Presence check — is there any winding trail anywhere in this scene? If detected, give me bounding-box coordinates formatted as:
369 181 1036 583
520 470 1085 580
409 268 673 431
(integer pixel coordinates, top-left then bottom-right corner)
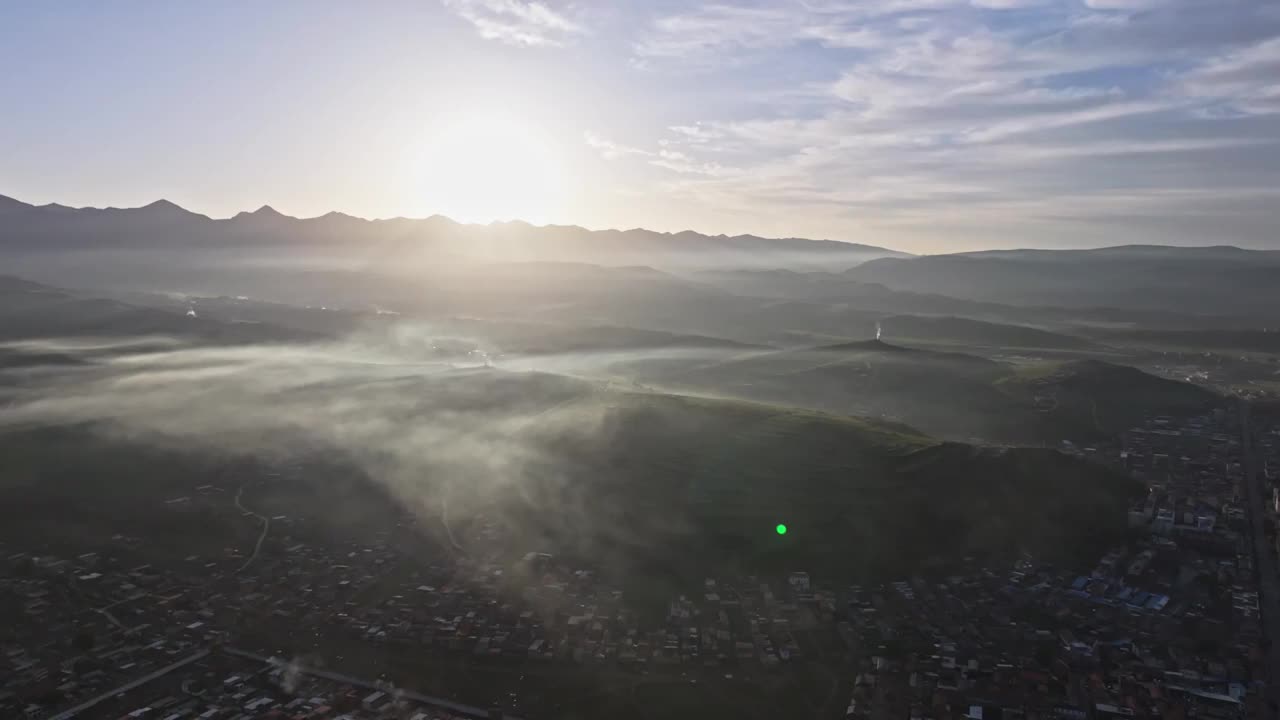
235 483 270 574
440 489 463 554
436 391 588 555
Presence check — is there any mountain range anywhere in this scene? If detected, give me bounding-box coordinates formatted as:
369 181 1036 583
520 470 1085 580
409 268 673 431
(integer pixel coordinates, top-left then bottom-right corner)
0 193 904 271
5 192 1279 327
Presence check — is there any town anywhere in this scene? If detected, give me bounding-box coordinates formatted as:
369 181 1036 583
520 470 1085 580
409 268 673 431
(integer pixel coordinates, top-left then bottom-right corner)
5 403 1280 720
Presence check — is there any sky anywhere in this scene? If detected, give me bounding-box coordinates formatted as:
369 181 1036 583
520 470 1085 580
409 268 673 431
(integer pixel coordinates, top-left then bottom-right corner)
1 0 1278 253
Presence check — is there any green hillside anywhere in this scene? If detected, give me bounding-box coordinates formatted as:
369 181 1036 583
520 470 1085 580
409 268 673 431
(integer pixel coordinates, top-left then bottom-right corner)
878 314 1100 350
997 359 1220 435
634 341 1219 444
646 340 1024 441
0 367 1136 599
0 274 311 344
517 387 1137 594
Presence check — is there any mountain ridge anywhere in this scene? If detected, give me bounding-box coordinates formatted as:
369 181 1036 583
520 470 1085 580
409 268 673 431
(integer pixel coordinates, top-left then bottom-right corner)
847 246 1280 321
0 192 903 261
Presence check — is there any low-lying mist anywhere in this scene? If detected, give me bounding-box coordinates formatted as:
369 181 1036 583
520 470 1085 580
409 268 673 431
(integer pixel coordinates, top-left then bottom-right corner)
0 334 631 555
0 328 1140 588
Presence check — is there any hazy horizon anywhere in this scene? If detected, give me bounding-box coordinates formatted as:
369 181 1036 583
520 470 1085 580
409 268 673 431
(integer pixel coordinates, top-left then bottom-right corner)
6 189 1280 256
4 1 1279 253
5 6 1280 720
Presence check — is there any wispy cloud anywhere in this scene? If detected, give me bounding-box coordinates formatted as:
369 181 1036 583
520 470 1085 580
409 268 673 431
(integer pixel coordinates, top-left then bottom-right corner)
587 131 742 177
443 0 583 47
584 131 649 159
605 0 1280 248
1181 36 1280 116
650 149 740 177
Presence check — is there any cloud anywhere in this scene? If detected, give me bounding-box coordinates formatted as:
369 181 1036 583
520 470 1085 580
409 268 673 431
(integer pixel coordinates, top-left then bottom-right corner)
970 0 1047 8
443 0 583 47
633 4 802 61
1181 36 1280 116
668 123 726 143
607 0 1280 249
585 131 649 159
1082 0 1165 8
650 149 741 177
586 132 741 176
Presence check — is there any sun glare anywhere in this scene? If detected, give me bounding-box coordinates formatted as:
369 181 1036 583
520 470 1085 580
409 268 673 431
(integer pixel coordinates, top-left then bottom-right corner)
410 112 565 225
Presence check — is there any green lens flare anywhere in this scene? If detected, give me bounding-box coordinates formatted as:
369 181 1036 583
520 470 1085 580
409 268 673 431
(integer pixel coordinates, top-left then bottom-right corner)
775 523 788 535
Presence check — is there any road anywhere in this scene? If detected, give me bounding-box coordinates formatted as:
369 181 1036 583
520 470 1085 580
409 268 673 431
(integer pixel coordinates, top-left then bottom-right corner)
66 573 141 634
235 482 270 573
224 647 523 720
47 649 211 720
94 606 128 632
440 488 464 554
1240 400 1280 719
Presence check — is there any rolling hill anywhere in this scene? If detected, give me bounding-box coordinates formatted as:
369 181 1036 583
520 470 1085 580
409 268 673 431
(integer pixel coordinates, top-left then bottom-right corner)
648 340 1029 441
1079 328 1280 355
997 358 1221 435
846 246 1280 322
691 268 1231 337
0 366 1139 597
0 274 1221 447
0 274 311 345
521 387 1140 592
0 274 1172 600
877 314 1099 351
634 340 1219 443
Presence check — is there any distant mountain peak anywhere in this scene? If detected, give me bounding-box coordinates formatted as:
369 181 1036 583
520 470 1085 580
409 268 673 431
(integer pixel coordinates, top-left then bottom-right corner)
233 204 291 221
0 192 911 268
0 193 33 213
138 199 204 219
488 219 533 229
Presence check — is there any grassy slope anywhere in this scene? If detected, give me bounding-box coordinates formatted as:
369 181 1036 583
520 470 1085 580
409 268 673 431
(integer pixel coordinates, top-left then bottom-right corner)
648 341 1027 441
878 314 1100 351
996 358 1220 435
1081 327 1280 355
0 372 1136 594
379 376 1141 605
0 274 313 344
640 342 1220 444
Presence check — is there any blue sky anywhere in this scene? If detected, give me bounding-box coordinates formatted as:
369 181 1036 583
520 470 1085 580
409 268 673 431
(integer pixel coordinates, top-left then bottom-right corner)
2 0 1278 252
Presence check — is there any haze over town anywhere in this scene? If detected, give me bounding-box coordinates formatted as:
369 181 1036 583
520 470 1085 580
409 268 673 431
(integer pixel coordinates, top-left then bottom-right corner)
4 3 1280 720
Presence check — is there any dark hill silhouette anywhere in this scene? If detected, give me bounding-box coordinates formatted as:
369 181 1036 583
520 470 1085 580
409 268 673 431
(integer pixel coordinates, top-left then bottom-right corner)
635 340 1216 444
876 315 1099 351
0 274 311 345
0 193 905 271
997 358 1219 435
817 338 916 353
846 246 1280 320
